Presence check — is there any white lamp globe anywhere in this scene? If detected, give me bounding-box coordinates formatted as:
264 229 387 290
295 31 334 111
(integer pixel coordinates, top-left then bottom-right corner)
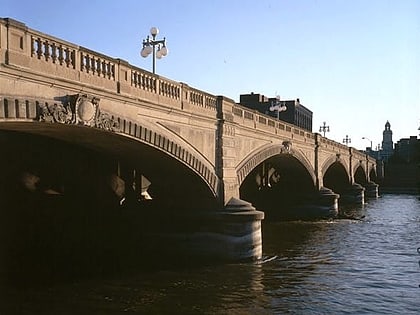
160 45 168 56
150 27 159 36
144 45 152 55
140 48 149 58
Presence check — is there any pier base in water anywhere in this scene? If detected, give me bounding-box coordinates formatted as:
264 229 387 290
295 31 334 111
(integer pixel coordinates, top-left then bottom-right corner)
340 183 365 205
292 187 339 219
143 198 265 262
364 181 379 199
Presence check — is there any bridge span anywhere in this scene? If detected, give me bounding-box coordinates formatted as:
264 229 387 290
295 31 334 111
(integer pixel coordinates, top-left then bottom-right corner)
0 18 378 267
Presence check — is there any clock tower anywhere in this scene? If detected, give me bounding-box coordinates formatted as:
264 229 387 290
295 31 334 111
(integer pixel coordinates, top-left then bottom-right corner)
381 121 393 161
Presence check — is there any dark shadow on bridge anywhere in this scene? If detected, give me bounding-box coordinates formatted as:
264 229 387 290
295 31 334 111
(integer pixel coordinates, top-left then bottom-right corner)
239 154 317 221
0 129 220 285
323 161 350 196
354 166 368 186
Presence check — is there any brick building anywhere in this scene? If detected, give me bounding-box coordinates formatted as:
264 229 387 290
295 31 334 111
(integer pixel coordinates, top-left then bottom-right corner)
239 93 313 132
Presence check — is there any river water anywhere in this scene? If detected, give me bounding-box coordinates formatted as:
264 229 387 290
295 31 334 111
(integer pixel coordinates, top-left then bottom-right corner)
1 194 419 314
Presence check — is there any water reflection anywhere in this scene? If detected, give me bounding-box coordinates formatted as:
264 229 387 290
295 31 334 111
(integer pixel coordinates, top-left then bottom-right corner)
1 195 419 314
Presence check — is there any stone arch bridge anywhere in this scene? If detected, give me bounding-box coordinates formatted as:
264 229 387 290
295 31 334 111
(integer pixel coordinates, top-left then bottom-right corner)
0 18 378 263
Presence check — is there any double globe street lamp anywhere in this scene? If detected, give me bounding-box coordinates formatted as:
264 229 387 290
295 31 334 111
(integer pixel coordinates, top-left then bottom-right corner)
269 96 287 119
140 27 168 74
319 121 330 137
343 135 351 146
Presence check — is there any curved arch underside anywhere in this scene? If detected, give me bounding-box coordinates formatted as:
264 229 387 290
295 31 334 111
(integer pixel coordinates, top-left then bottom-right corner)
239 153 317 220
0 94 218 199
354 165 368 184
0 123 218 210
323 161 350 193
237 144 316 187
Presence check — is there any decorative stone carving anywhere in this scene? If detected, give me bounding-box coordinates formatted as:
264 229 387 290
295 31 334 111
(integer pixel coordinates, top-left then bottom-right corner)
38 102 73 123
73 94 99 126
37 94 119 132
96 112 119 132
281 140 292 154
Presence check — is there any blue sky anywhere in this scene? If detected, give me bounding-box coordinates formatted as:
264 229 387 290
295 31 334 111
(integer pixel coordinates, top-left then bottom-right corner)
3 0 419 150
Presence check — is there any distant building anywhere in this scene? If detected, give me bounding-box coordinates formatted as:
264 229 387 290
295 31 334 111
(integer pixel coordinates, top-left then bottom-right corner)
394 136 420 163
381 121 394 162
239 93 313 132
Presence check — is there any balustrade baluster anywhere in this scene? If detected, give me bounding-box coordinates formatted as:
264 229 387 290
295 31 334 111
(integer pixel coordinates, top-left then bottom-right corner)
101 60 106 77
84 54 89 72
30 37 36 57
95 58 100 76
58 45 64 65
80 52 85 70
141 74 145 89
133 72 138 87
105 63 110 79
51 43 57 63
109 62 113 78
91 56 96 74
44 41 50 61
97 58 102 76
65 48 71 67
146 77 150 90
36 37 43 59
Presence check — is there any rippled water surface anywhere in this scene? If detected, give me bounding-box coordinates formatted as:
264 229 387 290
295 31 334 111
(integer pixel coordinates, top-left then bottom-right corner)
1 194 419 314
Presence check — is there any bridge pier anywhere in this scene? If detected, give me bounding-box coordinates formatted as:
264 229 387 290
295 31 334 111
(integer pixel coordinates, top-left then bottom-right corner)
313 187 340 216
339 183 365 205
171 198 264 261
364 181 379 199
132 198 264 262
288 187 339 220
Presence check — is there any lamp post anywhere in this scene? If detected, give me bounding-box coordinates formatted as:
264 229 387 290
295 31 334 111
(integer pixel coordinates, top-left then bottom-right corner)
343 135 351 146
269 95 287 119
319 121 330 137
362 137 372 149
140 27 168 74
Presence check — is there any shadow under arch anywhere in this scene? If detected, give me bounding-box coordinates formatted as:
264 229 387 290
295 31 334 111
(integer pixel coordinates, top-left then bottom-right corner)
0 121 218 209
320 154 350 180
354 165 368 185
236 142 316 187
323 160 350 194
238 143 318 220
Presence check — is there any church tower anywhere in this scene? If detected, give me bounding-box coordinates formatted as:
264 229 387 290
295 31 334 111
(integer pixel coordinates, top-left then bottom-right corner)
381 121 393 161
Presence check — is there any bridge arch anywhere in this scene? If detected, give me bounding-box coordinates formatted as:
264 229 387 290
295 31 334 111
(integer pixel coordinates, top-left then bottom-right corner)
354 165 368 185
237 142 318 220
0 95 219 203
236 142 316 187
352 159 367 182
321 154 350 180
114 115 218 197
322 155 351 194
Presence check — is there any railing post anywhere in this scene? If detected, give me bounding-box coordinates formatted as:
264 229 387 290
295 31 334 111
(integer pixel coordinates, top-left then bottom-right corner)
3 18 30 67
116 58 131 94
0 19 7 64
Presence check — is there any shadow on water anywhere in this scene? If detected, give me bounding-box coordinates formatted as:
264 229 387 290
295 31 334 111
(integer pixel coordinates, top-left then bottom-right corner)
0 196 227 290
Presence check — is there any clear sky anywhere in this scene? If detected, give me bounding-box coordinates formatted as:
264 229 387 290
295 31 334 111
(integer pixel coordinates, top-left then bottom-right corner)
3 0 419 150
